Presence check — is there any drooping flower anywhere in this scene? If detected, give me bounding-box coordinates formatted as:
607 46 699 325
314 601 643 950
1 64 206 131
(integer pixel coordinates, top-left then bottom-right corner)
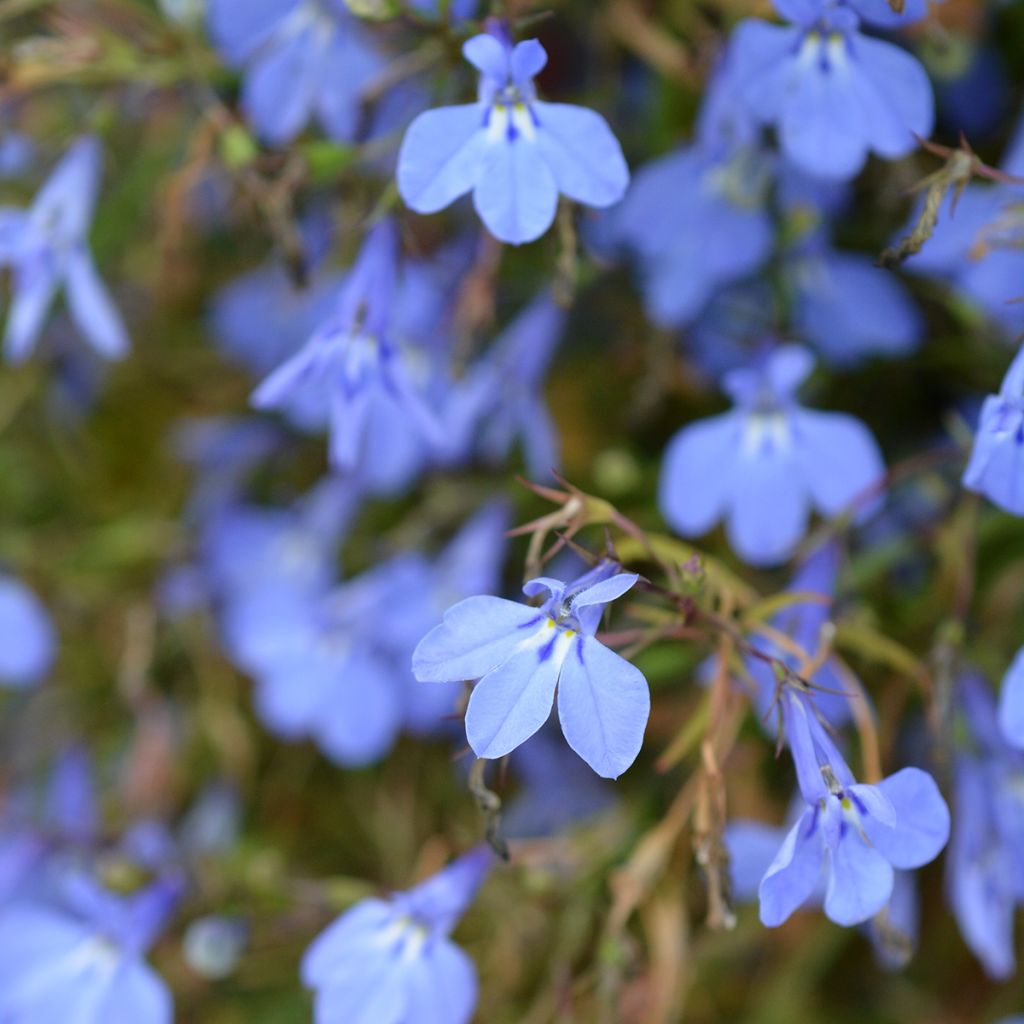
0 574 56 688
962 343 1024 515
206 0 386 146
250 219 444 493
0 874 178 1023
397 33 629 245
659 345 885 566
302 847 490 1024
413 560 649 778
0 136 128 362
726 0 934 179
758 689 949 927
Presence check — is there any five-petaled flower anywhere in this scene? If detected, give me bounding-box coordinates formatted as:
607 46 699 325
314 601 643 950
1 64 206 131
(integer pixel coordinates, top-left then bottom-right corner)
397 32 630 245
302 847 490 1024
759 689 950 927
659 345 885 567
412 560 650 778
726 0 934 180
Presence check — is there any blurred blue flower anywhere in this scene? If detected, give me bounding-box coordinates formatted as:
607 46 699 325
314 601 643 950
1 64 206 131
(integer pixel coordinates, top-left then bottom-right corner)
303 847 490 1024
251 219 445 494
787 236 923 366
948 674 1024 978
659 345 885 566
206 0 385 146
451 294 565 479
962 343 1024 515
740 542 854 728
0 874 179 1022
414 560 649 778
0 574 56 688
613 53 774 327
758 688 948 926
727 0 934 179
398 33 629 245
0 136 128 362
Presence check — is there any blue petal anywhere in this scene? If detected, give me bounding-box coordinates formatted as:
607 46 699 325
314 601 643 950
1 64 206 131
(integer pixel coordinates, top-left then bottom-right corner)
778 42 869 179
510 40 547 85
823 834 894 926
963 397 1024 515
791 409 885 519
533 102 630 208
725 438 809 567
659 412 741 537
462 34 510 81
863 767 950 869
397 105 486 213
571 573 639 613
66 247 130 359
556 636 649 778
312 953 410 1024
241 28 321 145
302 899 396 987
726 820 789 902
4 258 56 363
316 27 385 142
0 575 56 687
404 939 478 1024
728 20 803 125
758 810 824 926
96 962 173 1024
412 596 544 682
206 0 296 65
847 34 935 160
464 643 563 759
473 136 558 245
998 646 1024 748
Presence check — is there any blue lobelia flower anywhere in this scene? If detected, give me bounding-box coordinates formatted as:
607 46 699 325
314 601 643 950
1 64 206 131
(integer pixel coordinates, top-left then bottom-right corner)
397 32 629 245
302 847 490 1024
726 0 934 179
412 560 650 778
659 345 885 566
758 688 949 927
0 873 179 1023
0 574 56 688
612 53 774 327
948 674 1024 977
449 293 565 479
962 343 1024 515
250 219 444 493
727 801 921 966
206 0 385 146
223 554 420 766
0 136 128 362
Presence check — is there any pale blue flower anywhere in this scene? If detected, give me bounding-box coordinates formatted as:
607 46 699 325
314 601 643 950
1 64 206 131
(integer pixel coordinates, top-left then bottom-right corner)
413 560 649 778
0 136 128 362
659 346 885 566
302 847 490 1024
398 33 629 244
